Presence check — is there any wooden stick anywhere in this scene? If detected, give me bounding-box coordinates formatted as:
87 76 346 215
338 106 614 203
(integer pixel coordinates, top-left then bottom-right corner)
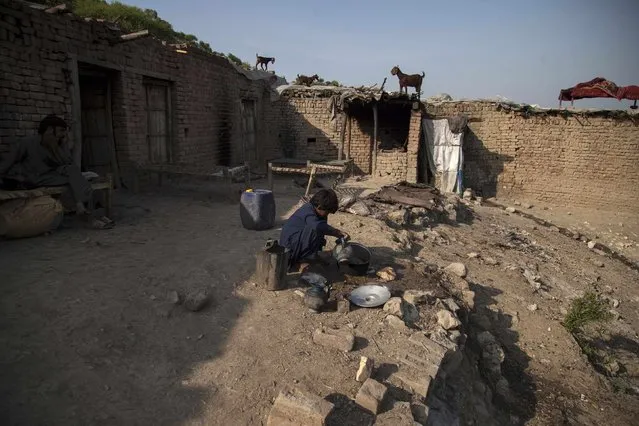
338 112 347 161
119 30 149 42
267 162 273 190
305 166 317 197
372 103 378 176
380 77 387 92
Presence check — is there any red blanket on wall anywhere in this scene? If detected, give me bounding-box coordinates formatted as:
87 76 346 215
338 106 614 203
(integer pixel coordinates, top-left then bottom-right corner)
559 78 639 101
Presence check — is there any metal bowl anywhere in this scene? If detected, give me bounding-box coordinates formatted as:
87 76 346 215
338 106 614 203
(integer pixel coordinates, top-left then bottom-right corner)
349 284 391 308
333 242 371 276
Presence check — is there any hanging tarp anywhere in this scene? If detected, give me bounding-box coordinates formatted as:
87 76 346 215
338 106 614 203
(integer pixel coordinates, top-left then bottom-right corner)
422 118 464 194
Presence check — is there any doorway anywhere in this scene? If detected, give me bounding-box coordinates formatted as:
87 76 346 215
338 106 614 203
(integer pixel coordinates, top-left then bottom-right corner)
144 79 172 164
241 99 257 166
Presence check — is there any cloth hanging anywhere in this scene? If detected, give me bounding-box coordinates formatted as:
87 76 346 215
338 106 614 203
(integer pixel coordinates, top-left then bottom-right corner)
422 118 464 193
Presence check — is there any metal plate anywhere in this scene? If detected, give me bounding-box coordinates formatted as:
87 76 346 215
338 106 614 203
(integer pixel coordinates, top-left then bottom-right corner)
349 284 391 308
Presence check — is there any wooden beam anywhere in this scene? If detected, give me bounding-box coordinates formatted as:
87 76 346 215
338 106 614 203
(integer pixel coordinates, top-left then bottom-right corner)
105 79 121 188
338 112 347 161
67 57 82 167
118 30 149 42
372 103 378 176
44 4 67 14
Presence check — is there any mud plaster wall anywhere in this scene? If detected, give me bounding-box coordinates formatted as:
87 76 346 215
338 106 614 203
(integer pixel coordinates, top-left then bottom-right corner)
0 0 273 172
424 102 639 212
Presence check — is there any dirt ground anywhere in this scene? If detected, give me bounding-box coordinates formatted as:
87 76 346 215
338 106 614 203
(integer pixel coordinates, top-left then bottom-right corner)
1 177 638 426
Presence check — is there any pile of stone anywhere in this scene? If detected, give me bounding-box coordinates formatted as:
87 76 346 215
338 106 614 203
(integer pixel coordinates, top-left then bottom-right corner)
338 182 474 226
269 263 475 425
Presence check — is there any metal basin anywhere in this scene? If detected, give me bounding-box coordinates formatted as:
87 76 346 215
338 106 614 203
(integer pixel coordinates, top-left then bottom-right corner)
333 242 371 276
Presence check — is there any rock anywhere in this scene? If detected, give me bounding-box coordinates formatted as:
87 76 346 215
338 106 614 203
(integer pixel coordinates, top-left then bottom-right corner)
527 304 538 312
587 241 597 249
514 201 521 206
444 262 468 278
387 209 411 226
383 297 404 317
355 378 387 414
523 203 533 209
611 298 620 308
605 360 620 376
467 252 480 259
376 266 397 282
477 331 505 380
462 290 476 309
505 207 517 213
441 298 461 313
356 356 374 382
403 290 434 305
483 256 499 266
437 310 461 330
448 330 463 345
184 289 210 312
337 298 350 314
347 201 371 216
384 297 419 324
592 260 604 268
411 207 428 217
167 290 181 305
375 401 414 426
385 314 408 331
462 188 474 200
411 402 430 425
267 385 334 426
338 195 357 210
312 327 355 352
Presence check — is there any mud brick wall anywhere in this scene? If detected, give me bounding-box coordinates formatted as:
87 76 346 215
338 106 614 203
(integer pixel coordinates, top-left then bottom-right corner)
0 0 272 172
271 96 386 174
424 101 639 211
375 150 407 180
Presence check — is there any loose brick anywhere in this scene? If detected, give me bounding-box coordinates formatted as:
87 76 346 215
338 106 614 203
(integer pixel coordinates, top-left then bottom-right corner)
355 378 387 414
267 386 334 426
312 327 354 352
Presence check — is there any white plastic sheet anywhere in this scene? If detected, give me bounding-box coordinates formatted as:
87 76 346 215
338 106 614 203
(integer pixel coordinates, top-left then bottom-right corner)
422 118 464 193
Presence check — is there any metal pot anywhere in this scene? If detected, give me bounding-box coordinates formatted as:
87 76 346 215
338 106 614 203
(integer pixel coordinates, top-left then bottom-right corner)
332 242 371 276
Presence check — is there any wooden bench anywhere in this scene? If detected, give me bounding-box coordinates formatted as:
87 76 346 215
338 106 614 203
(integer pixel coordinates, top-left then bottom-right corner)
133 163 251 195
0 175 114 218
267 158 354 195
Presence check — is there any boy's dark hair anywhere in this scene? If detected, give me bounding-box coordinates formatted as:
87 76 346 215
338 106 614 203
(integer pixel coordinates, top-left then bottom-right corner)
38 115 67 135
310 189 339 213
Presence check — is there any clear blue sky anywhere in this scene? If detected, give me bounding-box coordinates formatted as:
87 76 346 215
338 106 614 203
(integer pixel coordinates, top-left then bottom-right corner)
125 0 638 109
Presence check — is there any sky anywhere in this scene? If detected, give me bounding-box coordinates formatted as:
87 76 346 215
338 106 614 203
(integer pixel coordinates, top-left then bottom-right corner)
124 0 639 109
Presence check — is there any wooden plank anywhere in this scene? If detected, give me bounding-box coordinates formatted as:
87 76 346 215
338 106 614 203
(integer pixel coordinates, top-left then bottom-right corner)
119 29 149 41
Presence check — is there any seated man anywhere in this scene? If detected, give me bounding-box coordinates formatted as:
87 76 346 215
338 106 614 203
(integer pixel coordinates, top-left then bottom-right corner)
0 115 113 229
279 188 349 272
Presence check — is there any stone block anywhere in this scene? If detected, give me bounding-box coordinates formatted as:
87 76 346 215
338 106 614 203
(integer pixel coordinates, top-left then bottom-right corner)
267 386 334 426
312 327 354 352
355 378 387 414
355 356 374 382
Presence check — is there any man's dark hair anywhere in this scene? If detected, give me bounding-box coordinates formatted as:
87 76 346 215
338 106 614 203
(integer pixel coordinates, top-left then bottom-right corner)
310 189 339 214
38 115 67 135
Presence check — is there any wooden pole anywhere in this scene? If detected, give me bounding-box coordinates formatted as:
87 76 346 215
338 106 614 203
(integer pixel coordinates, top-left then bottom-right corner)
305 166 317 197
372 103 378 176
119 30 149 42
346 115 351 160
68 56 82 168
267 162 273 190
338 112 347 161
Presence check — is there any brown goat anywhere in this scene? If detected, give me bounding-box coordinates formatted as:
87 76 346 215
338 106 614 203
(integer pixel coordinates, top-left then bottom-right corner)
255 54 275 71
296 74 319 87
391 66 425 97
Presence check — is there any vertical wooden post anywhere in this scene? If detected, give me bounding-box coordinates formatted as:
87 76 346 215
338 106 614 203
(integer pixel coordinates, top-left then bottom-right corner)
305 166 317 197
105 79 121 188
68 56 83 167
338 112 347 161
372 103 378 176
267 162 273 190
346 115 351 160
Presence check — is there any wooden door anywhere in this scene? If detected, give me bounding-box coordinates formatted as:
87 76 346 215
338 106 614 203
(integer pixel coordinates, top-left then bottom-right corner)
80 76 112 176
241 100 257 165
145 82 170 164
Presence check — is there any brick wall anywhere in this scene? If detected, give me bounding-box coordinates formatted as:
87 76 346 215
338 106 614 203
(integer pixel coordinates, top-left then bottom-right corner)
0 0 273 174
424 101 639 211
375 150 407 180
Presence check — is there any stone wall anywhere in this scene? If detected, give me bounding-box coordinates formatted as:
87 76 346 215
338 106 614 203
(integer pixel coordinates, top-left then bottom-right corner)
0 0 273 175
424 101 639 211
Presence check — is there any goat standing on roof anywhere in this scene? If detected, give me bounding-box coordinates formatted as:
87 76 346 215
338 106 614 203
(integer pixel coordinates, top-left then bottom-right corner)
391 66 425 97
256 54 275 71
296 74 319 87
